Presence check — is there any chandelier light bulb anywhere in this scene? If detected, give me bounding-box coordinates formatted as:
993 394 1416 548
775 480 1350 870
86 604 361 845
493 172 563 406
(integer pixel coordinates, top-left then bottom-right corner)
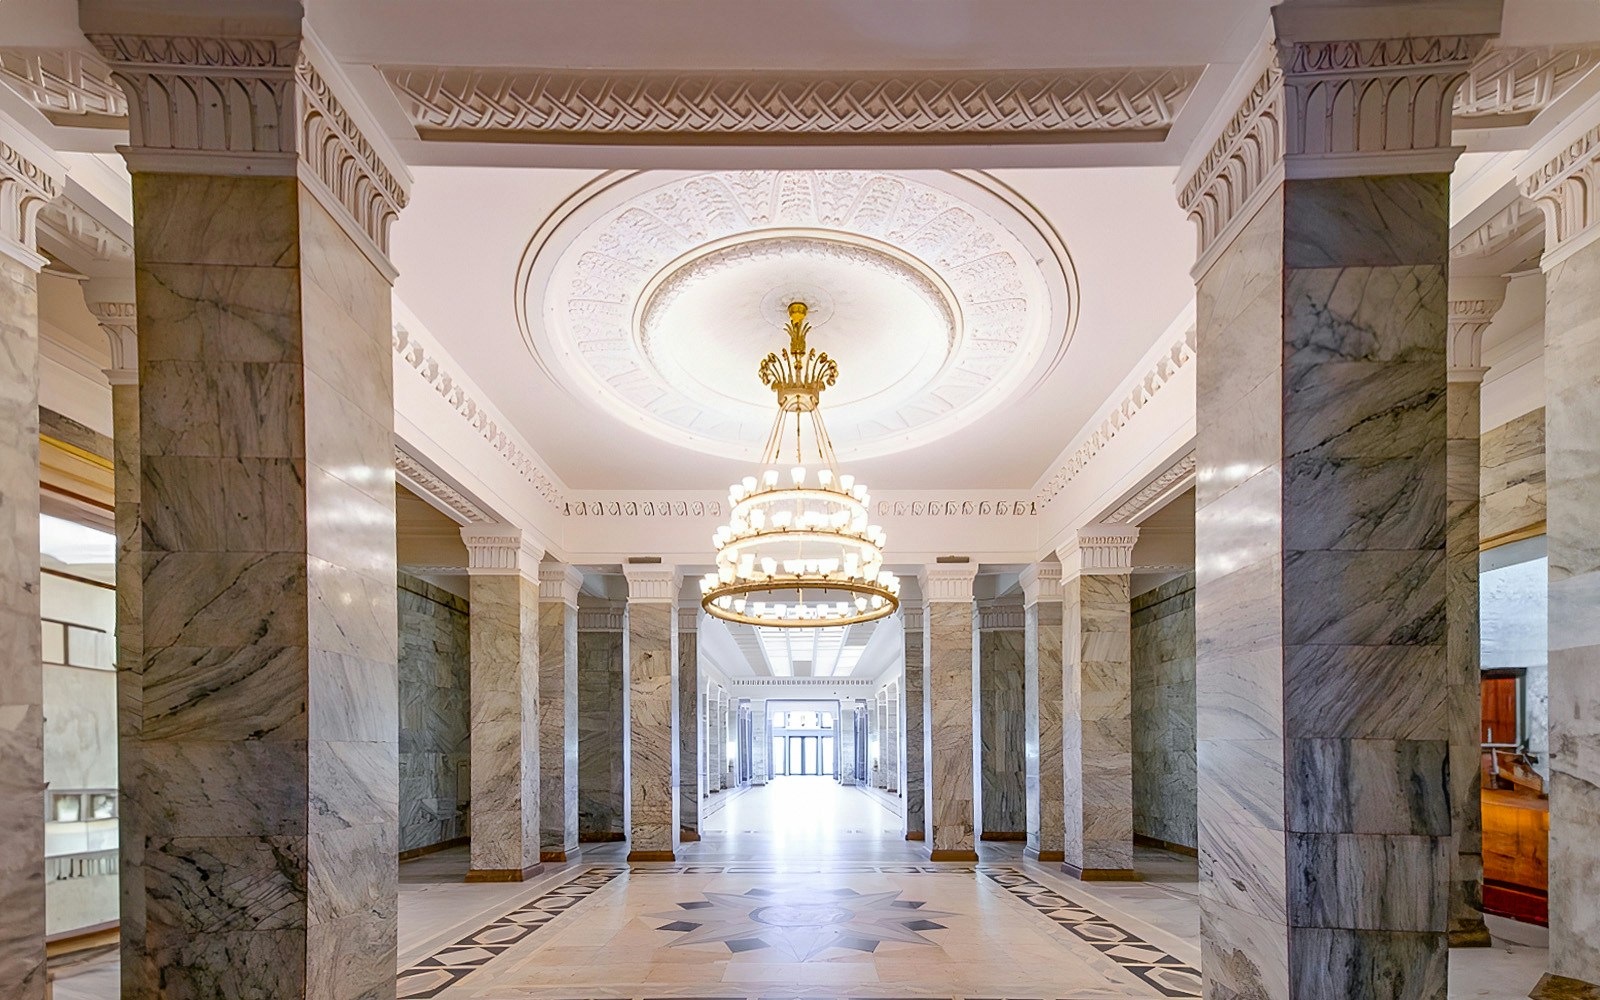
763 469 779 488
790 466 806 485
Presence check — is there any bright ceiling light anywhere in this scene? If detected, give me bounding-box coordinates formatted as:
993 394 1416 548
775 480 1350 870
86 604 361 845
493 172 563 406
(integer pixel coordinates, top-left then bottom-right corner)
701 302 899 629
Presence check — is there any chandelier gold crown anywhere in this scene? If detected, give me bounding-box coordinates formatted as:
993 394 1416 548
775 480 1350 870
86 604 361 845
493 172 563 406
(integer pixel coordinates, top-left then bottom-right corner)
700 301 900 629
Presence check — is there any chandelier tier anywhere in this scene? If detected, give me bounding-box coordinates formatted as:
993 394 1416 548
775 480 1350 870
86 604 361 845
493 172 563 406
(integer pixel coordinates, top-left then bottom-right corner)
700 302 900 629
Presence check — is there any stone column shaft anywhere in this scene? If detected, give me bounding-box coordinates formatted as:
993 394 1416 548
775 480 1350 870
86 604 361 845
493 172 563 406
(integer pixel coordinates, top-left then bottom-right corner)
709 689 724 792
677 604 701 838
903 600 926 838
925 562 979 861
624 564 678 861
1023 564 1065 862
838 696 857 785
577 606 626 840
463 529 543 882
978 601 1027 839
752 697 768 785
885 684 899 793
538 564 582 863
1061 529 1138 879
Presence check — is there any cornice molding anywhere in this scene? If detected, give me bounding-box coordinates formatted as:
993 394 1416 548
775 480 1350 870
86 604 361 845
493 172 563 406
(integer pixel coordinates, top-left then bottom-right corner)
1036 327 1195 506
900 599 924 633
1178 61 1285 279
0 48 126 126
737 677 873 688
36 197 133 271
1059 526 1139 578
1450 195 1542 262
1105 453 1196 526
394 445 493 525
922 562 979 604
392 321 565 509
538 563 585 605
1522 118 1600 269
577 604 625 632
380 65 1202 144
86 33 407 279
0 115 65 270
1019 563 1063 606
82 277 137 383
622 563 677 604
1447 276 1509 377
876 498 1035 518
1454 45 1600 125
460 525 543 578
567 498 722 518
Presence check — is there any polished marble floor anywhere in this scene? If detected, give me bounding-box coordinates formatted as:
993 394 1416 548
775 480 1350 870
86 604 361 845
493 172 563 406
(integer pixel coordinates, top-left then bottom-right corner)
50 780 1553 999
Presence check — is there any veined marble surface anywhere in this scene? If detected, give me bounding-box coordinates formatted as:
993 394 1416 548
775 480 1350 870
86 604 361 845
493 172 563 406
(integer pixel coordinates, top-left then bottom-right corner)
677 624 700 832
838 695 858 786
1131 573 1196 852
1480 407 1545 542
468 573 541 876
1063 573 1134 874
1026 599 1064 860
978 626 1026 837
538 595 578 858
1447 380 1488 943
578 628 626 838
904 617 926 837
628 602 678 856
110 377 144 995
927 602 975 857
399 574 470 854
0 254 45 997
1542 236 1600 987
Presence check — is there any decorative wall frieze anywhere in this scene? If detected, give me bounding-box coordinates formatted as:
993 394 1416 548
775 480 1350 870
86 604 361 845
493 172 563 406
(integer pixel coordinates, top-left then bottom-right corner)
1521 120 1600 268
538 563 585 606
0 48 127 125
381 65 1201 144
1177 64 1285 277
566 498 722 518
86 32 408 277
393 321 566 510
35 197 133 270
736 677 873 688
875 499 1035 518
1447 277 1509 378
922 562 979 604
976 600 1026 631
1058 526 1139 578
1104 453 1196 525
622 562 677 604
1454 46 1600 124
0 115 65 270
1019 563 1063 607
1036 328 1195 506
399 563 467 577
394 445 493 524
577 604 625 632
1450 196 1542 262
461 525 543 578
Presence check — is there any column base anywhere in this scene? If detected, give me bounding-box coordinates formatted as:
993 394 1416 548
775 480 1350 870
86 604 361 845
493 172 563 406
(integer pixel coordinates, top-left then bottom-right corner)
1133 833 1199 857
1025 846 1065 863
578 832 626 843
1062 863 1140 881
539 849 578 863
929 849 979 862
627 850 677 863
1531 973 1600 999
679 830 701 842
1449 922 1493 948
465 863 544 883
905 831 925 841
981 831 1026 842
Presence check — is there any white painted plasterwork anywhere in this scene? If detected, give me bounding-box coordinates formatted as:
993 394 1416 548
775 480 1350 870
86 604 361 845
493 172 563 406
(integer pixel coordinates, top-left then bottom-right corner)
0 110 65 269
1103 453 1196 525
876 499 1035 518
394 445 494 525
1455 46 1600 123
566 498 722 518
0 49 126 125
977 600 1026 631
538 563 585 606
922 562 979 603
578 605 626 632
1058 526 1140 578
35 197 132 271
461 525 544 577
1450 196 1542 261
1019 563 1063 607
1447 277 1510 378
520 169 1074 462
1521 115 1600 268
622 563 677 604
380 66 1201 143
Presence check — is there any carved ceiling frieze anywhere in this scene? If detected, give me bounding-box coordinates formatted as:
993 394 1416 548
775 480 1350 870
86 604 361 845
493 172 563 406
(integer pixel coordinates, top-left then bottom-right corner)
1455 45 1600 123
565 499 722 517
0 49 126 125
1104 453 1195 525
874 499 1035 517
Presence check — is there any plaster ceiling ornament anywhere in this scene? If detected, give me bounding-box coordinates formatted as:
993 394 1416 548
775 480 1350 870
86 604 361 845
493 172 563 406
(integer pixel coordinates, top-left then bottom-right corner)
700 303 900 630
519 169 1073 462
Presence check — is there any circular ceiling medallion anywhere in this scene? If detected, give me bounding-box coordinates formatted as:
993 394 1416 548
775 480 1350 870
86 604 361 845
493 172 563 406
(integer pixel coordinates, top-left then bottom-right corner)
518 170 1075 461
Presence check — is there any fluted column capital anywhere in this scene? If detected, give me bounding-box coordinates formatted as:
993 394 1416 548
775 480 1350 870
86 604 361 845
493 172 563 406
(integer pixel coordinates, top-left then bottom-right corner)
921 561 979 603
83 275 139 384
1447 275 1509 382
0 110 66 271
1058 526 1139 578
1019 562 1063 606
536 562 584 606
461 525 543 580
622 560 676 603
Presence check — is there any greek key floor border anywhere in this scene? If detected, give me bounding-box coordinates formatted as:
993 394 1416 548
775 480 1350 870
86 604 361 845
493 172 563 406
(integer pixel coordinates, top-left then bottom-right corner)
397 863 1200 999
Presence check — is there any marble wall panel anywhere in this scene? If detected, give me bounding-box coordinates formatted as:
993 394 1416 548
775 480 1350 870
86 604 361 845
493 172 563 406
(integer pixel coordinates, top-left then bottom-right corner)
706 690 723 793
751 697 768 785
1542 236 1600 988
838 694 857 785
0 255 44 997
577 629 626 839
130 177 400 997
1131 573 1196 851
1063 573 1134 876
467 574 540 878
677 625 699 834
885 687 898 793
1026 599 1064 861
538 596 578 860
927 601 976 859
903 613 925 836
627 602 677 859
398 574 470 854
978 626 1027 837
1479 407 1545 542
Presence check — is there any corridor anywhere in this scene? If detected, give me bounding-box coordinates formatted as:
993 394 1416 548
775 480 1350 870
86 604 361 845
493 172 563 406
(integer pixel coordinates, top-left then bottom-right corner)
699 778 903 848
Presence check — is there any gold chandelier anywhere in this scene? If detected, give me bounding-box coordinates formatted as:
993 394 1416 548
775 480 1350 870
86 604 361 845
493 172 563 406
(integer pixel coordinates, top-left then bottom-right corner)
700 302 900 628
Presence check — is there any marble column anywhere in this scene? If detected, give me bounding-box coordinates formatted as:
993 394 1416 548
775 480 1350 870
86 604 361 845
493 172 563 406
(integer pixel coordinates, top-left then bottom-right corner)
462 528 543 882
1022 563 1065 862
1522 121 1600 998
1060 529 1138 879
870 693 883 786
1177 17 1490 997
838 695 858 785
538 563 582 863
708 688 724 792
978 600 1027 839
902 599 926 838
85 276 148 993
1444 279 1506 948
751 697 768 785
577 605 626 840
924 562 979 861
885 682 899 793
677 602 701 839
0 119 61 1000
623 564 678 861
90 17 413 991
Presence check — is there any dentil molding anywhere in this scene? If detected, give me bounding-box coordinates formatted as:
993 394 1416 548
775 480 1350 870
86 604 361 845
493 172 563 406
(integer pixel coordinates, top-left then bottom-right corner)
567 499 722 518
1450 196 1542 262
578 605 625 632
922 562 979 603
976 600 1026 631
1454 46 1600 124
381 66 1201 144
1058 526 1139 578
460 526 543 577
622 563 677 604
1522 120 1600 269
394 445 494 524
0 49 127 125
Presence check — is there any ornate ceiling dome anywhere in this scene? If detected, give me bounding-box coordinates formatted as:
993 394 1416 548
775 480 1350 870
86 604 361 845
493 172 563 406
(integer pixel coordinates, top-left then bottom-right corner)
517 169 1075 461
